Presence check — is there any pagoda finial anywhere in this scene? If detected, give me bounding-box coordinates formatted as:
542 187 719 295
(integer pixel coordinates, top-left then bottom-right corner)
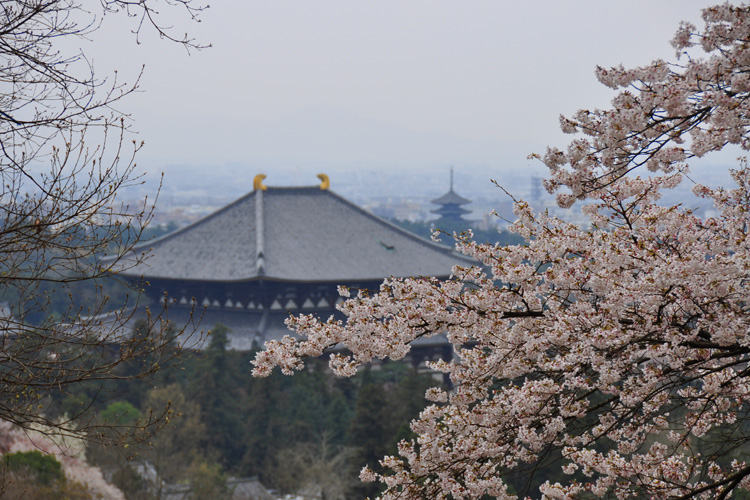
253 174 267 191
317 173 330 190
450 166 454 191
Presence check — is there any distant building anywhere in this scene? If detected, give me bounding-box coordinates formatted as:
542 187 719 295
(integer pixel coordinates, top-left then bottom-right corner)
431 168 472 225
111 174 474 350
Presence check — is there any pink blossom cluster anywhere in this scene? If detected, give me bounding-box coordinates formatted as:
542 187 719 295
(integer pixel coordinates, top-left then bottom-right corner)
0 420 125 499
253 3 750 499
536 3 750 207
254 166 750 499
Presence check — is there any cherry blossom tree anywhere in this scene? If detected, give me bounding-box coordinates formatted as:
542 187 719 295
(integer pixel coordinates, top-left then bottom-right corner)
253 3 750 499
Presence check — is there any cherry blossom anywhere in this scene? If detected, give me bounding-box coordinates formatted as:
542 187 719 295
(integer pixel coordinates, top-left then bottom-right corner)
535 3 750 207
0 420 125 499
254 4 750 499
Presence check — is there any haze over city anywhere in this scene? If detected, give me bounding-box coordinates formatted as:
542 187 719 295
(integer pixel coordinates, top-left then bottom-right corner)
78 0 738 211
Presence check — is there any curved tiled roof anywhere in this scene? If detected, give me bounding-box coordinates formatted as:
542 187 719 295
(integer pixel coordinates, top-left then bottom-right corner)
115 186 475 283
431 189 471 206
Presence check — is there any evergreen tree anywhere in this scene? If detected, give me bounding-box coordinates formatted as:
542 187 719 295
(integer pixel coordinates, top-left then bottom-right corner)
349 370 390 499
188 324 244 469
386 370 437 455
285 365 331 445
326 389 354 449
240 367 287 480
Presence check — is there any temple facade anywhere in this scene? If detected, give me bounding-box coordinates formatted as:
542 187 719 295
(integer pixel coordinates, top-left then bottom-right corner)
113 174 474 350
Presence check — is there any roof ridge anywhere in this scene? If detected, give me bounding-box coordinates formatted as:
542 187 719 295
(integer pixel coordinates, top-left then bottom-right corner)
108 184 476 282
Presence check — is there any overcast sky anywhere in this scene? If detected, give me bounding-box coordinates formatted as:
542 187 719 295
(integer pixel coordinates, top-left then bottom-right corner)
84 1 739 190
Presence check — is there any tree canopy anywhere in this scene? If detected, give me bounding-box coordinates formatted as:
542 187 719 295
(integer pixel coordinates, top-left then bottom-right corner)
254 4 750 499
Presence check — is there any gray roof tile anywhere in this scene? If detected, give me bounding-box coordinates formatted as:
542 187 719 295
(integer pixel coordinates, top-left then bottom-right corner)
116 186 474 282
431 189 471 205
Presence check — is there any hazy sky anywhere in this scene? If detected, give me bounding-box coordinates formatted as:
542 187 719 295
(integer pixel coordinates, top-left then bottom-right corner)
85 1 739 187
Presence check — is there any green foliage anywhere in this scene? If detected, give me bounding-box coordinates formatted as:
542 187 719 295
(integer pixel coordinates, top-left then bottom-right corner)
100 400 143 427
286 365 333 443
109 319 183 409
144 383 206 483
190 461 233 500
241 364 285 478
83 322 442 496
4 450 64 486
350 370 389 468
327 389 354 448
1 479 95 500
188 324 244 468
